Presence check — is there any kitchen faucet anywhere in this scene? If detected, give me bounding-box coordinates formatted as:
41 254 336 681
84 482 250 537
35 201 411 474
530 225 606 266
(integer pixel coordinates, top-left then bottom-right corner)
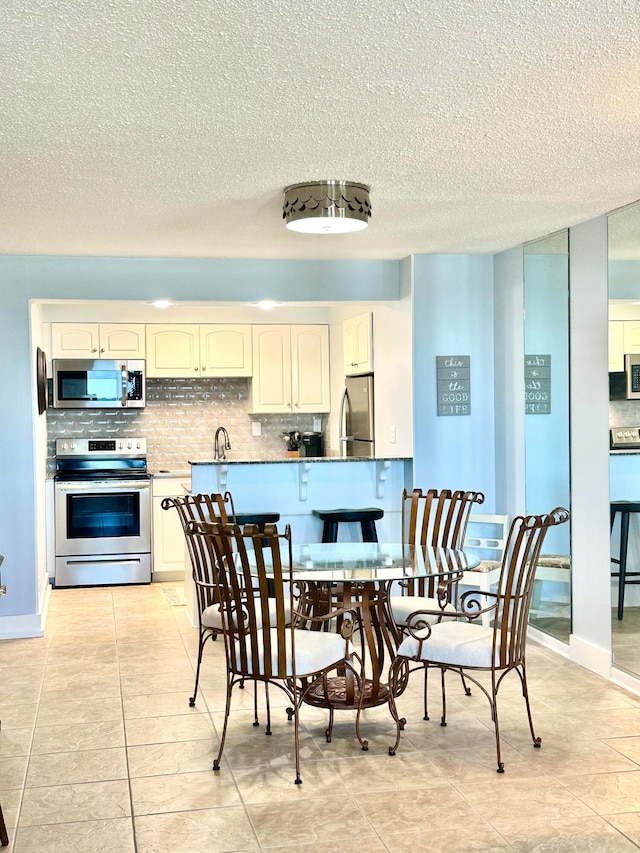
214 426 231 462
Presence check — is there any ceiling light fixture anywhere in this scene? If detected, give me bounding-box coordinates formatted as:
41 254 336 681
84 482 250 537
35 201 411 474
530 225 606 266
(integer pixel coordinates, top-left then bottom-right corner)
152 300 172 309
282 181 371 234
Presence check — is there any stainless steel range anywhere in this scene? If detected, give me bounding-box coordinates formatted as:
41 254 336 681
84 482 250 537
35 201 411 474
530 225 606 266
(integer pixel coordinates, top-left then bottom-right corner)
54 438 151 587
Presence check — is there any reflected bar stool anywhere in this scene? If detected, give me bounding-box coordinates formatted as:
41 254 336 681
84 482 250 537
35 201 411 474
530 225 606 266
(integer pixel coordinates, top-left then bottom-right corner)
312 508 384 543
232 512 280 531
610 500 640 620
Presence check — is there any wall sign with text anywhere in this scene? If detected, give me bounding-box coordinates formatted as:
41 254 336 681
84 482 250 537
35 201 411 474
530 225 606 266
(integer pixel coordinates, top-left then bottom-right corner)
525 354 551 414
436 355 471 416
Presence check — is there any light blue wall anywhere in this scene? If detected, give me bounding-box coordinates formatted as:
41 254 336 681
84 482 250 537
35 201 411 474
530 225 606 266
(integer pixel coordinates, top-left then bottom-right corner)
411 255 496 507
20 256 400 301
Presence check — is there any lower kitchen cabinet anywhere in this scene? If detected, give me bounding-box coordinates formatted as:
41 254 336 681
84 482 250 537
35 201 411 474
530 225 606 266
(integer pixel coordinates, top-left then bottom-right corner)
152 477 189 582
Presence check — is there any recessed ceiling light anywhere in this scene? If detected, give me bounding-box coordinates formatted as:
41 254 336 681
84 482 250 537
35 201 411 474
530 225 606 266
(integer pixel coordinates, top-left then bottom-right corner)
152 300 172 309
256 300 277 310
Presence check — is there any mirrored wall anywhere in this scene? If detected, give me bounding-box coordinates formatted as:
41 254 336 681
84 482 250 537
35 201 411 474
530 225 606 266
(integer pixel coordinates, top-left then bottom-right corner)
524 230 571 642
609 202 640 675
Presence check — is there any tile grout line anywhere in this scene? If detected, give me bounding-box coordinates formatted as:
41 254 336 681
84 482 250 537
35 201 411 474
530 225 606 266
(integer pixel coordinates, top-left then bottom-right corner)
113 587 139 853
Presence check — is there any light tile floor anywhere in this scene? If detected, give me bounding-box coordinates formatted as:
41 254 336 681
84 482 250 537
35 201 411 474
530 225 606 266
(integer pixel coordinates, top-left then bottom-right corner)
2 584 640 851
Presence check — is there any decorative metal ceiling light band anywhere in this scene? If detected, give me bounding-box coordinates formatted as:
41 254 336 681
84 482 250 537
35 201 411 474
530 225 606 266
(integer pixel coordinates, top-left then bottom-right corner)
282 181 371 234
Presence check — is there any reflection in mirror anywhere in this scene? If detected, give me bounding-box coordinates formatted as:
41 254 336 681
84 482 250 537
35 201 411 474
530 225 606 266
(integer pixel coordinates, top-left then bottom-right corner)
609 202 640 676
524 230 571 642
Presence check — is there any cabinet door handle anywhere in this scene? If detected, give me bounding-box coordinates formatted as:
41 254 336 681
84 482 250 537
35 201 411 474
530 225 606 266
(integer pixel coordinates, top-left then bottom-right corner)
92 347 98 353
194 366 199 371
100 348 105 353
202 366 206 372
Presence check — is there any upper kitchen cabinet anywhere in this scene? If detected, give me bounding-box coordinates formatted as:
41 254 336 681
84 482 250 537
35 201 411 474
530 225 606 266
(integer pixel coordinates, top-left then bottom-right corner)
624 321 640 355
250 325 330 413
343 312 373 375
52 323 145 359
609 321 624 372
200 325 252 377
146 325 252 377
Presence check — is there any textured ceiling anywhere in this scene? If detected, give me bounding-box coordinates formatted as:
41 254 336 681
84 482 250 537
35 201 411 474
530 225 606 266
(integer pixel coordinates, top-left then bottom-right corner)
2 0 640 260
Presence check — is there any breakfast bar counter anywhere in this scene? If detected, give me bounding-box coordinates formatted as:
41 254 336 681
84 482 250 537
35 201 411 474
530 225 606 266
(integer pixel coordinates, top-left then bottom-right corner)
189 457 413 544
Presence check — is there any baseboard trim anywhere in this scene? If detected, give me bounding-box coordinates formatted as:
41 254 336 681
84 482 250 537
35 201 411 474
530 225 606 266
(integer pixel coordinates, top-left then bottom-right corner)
527 625 570 658
569 633 612 678
611 666 640 698
0 612 45 639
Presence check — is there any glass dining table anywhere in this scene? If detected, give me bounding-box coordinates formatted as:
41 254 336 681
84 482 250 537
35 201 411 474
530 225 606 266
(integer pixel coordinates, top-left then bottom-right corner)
282 541 480 744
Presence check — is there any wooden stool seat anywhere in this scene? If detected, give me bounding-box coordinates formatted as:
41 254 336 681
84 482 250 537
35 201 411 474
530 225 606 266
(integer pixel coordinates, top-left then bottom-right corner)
312 507 384 543
610 501 640 620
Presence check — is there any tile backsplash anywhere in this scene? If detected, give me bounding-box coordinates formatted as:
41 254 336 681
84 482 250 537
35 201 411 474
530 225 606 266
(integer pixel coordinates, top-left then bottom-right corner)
610 400 640 428
47 377 326 471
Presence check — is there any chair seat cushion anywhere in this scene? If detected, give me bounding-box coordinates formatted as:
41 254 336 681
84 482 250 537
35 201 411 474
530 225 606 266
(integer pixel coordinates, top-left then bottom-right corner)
202 604 224 630
536 555 571 570
397 621 508 668
202 598 290 631
390 595 457 627
234 628 351 678
468 559 501 573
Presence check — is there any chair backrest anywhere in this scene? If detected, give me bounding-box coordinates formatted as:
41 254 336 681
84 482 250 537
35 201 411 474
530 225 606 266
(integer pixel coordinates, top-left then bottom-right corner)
401 488 485 596
189 521 294 681
492 507 570 667
161 492 236 617
463 513 509 565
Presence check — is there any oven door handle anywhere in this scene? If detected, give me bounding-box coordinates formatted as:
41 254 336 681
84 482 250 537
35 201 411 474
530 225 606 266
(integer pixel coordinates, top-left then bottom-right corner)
121 364 128 407
55 481 150 491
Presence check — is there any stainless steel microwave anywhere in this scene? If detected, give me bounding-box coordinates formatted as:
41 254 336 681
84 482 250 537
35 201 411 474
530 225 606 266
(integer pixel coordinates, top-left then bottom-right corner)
626 354 640 400
52 359 146 409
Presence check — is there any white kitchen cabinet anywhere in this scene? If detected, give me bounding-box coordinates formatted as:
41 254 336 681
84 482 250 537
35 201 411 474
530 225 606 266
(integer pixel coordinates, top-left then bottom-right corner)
152 477 189 582
250 324 330 413
146 324 252 378
200 325 252 377
624 321 640 356
146 325 200 377
609 321 624 372
343 312 373 374
52 323 145 359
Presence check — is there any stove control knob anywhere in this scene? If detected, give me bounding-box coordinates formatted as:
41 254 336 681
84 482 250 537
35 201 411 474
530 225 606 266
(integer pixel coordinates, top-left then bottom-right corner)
61 442 67 451
127 441 132 450
118 442 124 450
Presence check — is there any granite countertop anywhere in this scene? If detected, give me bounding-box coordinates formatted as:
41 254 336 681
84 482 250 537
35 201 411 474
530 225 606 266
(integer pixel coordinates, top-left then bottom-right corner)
189 456 411 466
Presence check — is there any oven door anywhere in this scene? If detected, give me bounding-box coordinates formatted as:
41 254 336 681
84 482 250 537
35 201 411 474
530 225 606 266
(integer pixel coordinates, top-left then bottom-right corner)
55 479 151 557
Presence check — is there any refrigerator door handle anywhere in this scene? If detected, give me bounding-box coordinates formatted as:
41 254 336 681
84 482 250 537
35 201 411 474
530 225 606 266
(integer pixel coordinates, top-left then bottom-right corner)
339 388 353 444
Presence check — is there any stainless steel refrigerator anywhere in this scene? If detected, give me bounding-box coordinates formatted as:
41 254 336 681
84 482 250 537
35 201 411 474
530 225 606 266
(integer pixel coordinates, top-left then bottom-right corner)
340 373 375 457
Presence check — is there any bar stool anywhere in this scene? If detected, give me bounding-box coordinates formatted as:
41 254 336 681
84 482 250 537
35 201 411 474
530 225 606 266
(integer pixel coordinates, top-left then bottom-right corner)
232 512 280 531
610 500 640 620
312 508 384 543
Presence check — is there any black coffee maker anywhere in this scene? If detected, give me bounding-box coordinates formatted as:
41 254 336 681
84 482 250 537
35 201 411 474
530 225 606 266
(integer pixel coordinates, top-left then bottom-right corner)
300 431 323 457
